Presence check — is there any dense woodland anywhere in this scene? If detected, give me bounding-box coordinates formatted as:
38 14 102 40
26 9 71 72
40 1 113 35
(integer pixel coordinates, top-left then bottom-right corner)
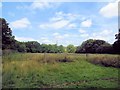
0 18 120 54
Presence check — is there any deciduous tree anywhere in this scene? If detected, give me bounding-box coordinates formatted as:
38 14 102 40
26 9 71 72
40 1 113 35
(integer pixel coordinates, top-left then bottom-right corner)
0 18 16 50
67 44 76 53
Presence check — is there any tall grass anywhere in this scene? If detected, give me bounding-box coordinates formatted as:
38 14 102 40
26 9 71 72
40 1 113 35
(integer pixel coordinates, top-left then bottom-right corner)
87 54 120 68
3 53 82 64
2 53 119 88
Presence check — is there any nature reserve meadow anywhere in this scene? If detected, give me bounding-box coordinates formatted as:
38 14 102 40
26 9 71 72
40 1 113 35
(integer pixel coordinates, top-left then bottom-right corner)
1 1 120 89
2 53 120 88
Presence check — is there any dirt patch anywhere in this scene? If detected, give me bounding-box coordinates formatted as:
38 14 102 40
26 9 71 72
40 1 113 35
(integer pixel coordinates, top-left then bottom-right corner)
56 57 74 63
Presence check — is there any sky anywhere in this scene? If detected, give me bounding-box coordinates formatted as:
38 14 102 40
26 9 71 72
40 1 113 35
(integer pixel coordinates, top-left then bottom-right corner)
1 0 119 46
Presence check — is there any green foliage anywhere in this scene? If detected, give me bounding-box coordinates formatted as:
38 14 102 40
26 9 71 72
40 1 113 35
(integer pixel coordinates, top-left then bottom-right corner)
58 45 65 53
0 18 16 50
9 41 66 53
15 41 26 52
113 29 120 53
25 41 41 53
76 39 112 53
39 44 65 53
115 29 120 41
67 44 76 53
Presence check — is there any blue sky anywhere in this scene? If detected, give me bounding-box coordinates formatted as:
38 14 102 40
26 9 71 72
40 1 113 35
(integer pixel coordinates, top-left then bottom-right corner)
2 1 118 46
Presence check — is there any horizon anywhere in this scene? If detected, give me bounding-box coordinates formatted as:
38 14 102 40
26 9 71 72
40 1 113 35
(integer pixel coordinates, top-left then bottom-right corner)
2 1 118 46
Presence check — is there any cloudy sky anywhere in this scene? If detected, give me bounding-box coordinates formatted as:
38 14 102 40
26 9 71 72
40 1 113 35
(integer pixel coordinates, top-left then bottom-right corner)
2 0 118 46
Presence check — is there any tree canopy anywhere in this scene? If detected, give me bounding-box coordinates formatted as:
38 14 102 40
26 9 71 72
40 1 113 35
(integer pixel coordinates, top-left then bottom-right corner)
113 29 120 53
0 18 16 50
67 44 76 53
76 39 112 53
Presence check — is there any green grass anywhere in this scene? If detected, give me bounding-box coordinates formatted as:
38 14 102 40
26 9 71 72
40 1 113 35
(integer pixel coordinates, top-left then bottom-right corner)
2 53 119 88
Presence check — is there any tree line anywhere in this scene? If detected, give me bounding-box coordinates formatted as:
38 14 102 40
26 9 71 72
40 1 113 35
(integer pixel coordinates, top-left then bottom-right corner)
15 41 65 53
0 18 120 54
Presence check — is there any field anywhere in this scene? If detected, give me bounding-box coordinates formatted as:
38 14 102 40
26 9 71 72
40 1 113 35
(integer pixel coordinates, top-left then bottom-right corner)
2 53 120 88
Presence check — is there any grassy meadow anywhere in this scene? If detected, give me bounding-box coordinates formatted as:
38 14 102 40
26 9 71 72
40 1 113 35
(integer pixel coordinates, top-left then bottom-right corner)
2 53 120 88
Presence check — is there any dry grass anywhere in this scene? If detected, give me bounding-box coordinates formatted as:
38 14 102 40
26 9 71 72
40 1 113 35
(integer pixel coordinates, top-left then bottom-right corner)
87 54 120 68
2 53 75 64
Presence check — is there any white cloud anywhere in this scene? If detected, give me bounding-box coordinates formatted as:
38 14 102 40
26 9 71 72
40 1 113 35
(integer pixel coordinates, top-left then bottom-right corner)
50 17 63 22
31 2 51 9
16 36 55 44
53 33 59 36
41 38 51 43
80 33 89 38
39 11 80 30
64 34 69 37
40 37 54 44
100 29 113 35
55 11 63 16
53 33 64 40
89 29 114 43
39 19 70 30
41 37 48 40
39 24 46 29
55 11 79 21
31 0 61 10
53 33 69 40
51 20 70 29
99 0 118 18
15 36 38 42
10 18 31 29
55 35 63 40
79 29 86 33
68 23 77 28
81 19 92 27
